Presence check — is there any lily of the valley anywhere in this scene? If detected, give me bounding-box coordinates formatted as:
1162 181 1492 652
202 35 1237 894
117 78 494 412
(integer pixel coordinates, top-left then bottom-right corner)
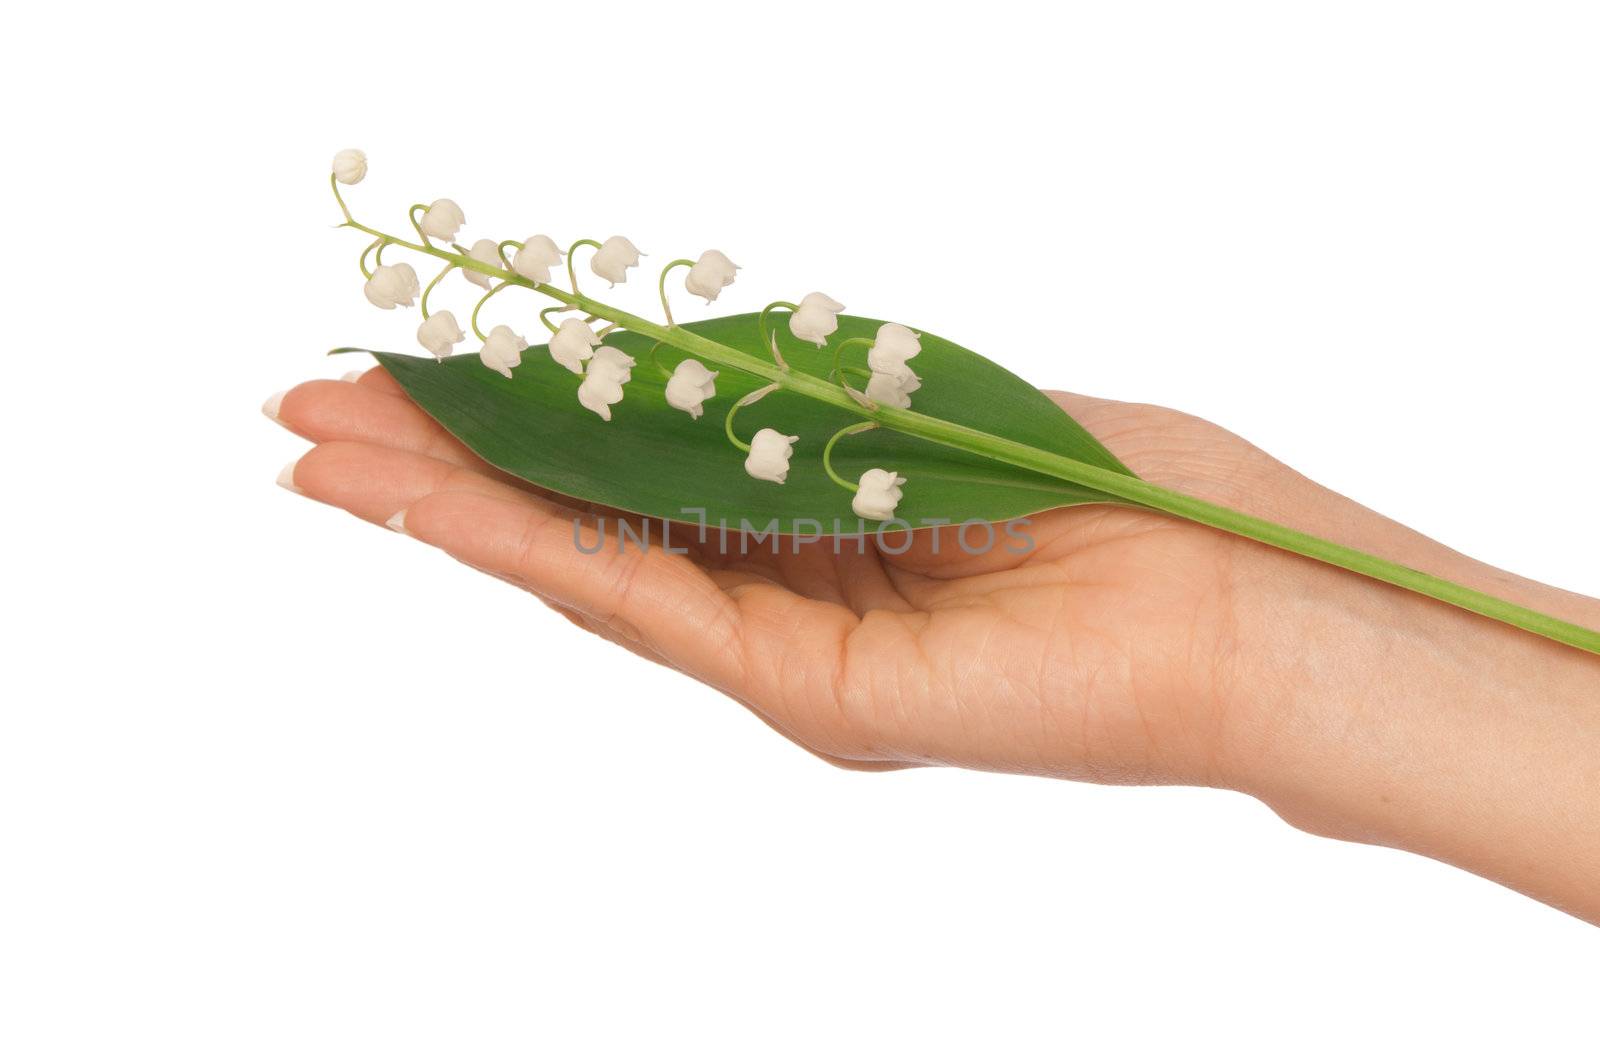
549 318 602 374
462 238 502 289
578 346 635 420
867 322 921 373
512 235 564 284
479 324 526 379
418 198 466 242
685 250 738 303
852 468 906 521
417 310 465 360
331 148 367 184
591 236 642 285
789 292 844 346
363 262 420 309
664 359 718 418
865 366 921 409
863 322 923 408
745 429 799 484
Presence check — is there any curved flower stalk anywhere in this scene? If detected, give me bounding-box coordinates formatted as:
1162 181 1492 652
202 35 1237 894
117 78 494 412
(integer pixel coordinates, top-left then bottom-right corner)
323 150 1600 657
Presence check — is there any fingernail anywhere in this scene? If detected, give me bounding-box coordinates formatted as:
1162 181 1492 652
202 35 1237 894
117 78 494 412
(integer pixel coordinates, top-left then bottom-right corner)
341 369 366 383
262 390 287 425
276 459 302 495
385 509 408 534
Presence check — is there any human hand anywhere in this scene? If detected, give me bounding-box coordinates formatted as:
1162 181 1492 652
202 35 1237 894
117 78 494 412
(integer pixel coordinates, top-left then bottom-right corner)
267 369 1600 920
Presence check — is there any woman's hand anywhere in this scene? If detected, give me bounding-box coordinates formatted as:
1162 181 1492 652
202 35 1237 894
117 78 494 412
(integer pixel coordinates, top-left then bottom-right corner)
266 369 1600 921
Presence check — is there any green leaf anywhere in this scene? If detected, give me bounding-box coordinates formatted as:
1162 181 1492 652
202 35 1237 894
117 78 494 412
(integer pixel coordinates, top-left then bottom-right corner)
371 312 1137 535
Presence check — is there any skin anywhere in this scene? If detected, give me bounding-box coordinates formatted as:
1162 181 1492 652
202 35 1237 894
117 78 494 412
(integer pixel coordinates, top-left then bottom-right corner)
268 369 1600 923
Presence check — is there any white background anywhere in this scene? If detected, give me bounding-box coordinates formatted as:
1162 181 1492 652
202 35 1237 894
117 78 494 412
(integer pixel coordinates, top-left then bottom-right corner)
3 1 1596 1059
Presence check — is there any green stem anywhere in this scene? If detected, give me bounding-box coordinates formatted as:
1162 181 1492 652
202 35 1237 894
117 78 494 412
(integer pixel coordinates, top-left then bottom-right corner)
757 301 798 352
470 281 509 342
566 238 601 296
658 258 695 326
724 395 754 453
330 174 353 223
539 304 576 335
420 262 454 318
831 336 874 380
334 217 1600 656
647 340 674 379
409 204 433 248
823 422 876 491
357 238 382 280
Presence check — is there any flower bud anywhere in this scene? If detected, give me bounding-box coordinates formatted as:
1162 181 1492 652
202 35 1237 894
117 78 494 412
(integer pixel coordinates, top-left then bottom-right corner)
577 347 636 421
548 318 602 374
479 324 526 379
745 429 799 484
591 236 642 285
417 310 465 360
867 322 921 374
789 292 844 347
461 238 503 289
664 358 719 419
852 468 906 521
684 249 739 303
864 367 921 409
512 234 564 284
362 263 420 309
418 198 466 242
331 148 367 185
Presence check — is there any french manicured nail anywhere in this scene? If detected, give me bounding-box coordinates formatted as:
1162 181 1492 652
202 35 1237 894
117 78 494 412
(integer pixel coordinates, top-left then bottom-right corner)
386 509 409 534
341 369 366 383
261 390 287 425
276 459 302 495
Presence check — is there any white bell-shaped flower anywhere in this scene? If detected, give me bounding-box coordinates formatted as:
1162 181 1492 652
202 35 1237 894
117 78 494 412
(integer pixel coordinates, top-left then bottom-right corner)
577 347 636 421
745 428 799 484
362 263 420 309
864 367 922 409
479 324 526 379
331 148 367 185
461 238 502 289
418 198 466 242
589 346 636 379
684 249 739 303
417 310 465 360
511 234 563 284
664 358 719 419
789 292 844 347
548 318 602 374
852 468 906 520
591 236 642 285
867 322 921 374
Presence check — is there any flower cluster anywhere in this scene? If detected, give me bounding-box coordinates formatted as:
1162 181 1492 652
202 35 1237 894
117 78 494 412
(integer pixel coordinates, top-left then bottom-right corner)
332 149 926 522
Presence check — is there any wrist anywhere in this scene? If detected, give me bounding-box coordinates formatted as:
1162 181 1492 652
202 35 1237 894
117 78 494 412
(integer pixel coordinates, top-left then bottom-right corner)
1216 532 1600 918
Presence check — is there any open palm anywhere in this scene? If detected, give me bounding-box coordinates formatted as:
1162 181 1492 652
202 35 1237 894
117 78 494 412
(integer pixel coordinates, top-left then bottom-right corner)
269 368 1371 785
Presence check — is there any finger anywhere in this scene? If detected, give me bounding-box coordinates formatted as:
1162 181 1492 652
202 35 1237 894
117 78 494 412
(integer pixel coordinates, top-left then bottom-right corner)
269 375 677 518
268 379 497 474
284 440 551 528
284 441 907 764
395 488 744 684
352 366 408 395
533 583 910 771
394 489 897 763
